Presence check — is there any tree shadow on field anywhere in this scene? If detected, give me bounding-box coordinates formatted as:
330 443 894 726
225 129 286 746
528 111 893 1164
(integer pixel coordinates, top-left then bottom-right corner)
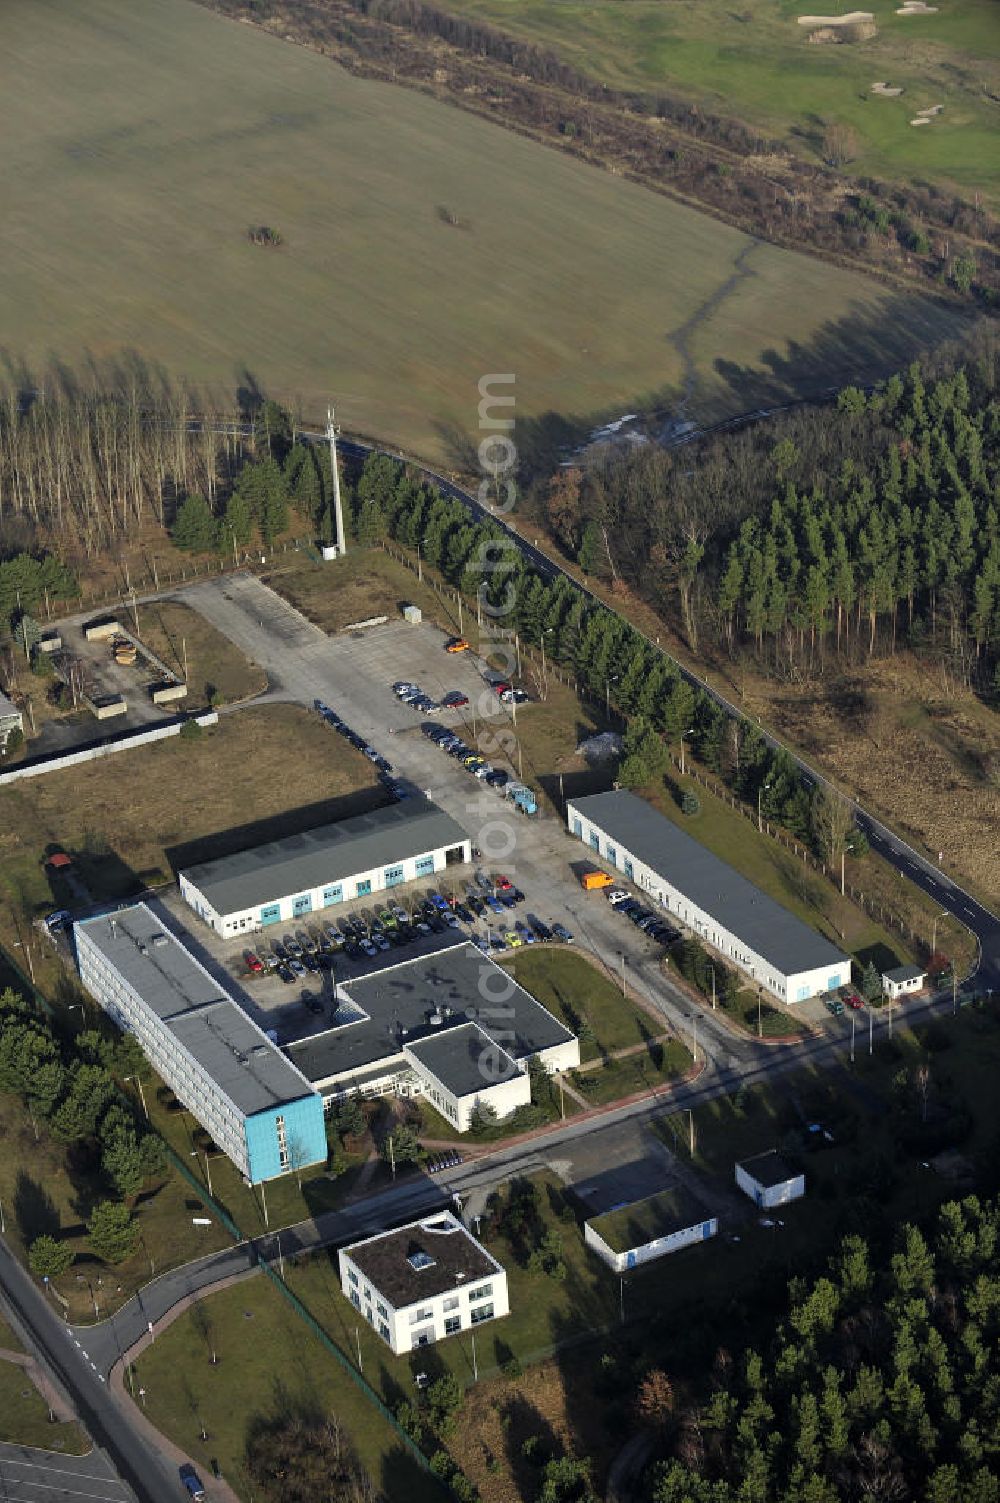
711 294 972 417
13 1170 61 1242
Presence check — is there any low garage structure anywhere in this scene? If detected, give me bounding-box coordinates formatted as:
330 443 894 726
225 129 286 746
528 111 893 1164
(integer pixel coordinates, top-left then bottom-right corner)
567 789 851 1004
179 799 472 939
882 963 926 1000
584 1185 718 1273
735 1150 805 1209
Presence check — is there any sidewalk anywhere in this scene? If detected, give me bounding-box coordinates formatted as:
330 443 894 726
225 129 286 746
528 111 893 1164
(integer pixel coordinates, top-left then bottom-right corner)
107 1270 258 1503
0 1346 79 1426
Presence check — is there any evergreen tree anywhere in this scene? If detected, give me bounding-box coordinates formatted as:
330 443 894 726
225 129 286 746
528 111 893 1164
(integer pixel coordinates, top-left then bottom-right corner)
171 493 217 552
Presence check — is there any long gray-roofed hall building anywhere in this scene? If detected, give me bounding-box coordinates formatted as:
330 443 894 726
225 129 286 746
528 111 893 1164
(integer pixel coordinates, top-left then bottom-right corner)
179 799 471 938
286 942 579 1130
74 903 327 1182
567 789 850 1003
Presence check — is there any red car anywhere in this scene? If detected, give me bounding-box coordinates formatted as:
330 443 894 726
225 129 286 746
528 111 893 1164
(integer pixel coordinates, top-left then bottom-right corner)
246 953 264 974
495 875 513 892
844 991 864 1010
491 681 512 696
442 692 469 708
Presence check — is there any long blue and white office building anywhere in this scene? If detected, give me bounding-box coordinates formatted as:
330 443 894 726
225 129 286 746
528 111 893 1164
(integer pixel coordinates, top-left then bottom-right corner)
75 904 327 1183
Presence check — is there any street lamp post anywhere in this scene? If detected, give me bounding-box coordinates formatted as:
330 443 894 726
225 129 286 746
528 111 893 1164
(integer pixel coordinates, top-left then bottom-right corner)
540 628 553 698
931 908 949 955
850 1012 856 1065
757 781 772 833
707 963 716 1011
688 1013 699 1062
124 1075 149 1119
679 728 695 777
868 1007 873 1056
757 988 763 1039
605 675 620 717
620 953 627 997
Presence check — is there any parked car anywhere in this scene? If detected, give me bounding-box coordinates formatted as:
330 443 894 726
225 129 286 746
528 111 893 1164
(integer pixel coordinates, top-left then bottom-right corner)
503 931 522 948
445 637 470 653
45 909 72 932
276 963 294 984
825 997 845 1016
552 923 574 944
442 691 469 707
844 992 864 1010
495 874 513 892
528 915 552 941
245 952 264 974
485 895 504 915
606 888 632 906
289 959 307 979
179 1464 207 1502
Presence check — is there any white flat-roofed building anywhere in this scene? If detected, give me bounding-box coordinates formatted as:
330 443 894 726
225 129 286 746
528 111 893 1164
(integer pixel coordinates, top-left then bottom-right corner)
179 801 472 938
736 1150 805 1209
882 964 926 1000
74 904 327 1183
585 1186 718 1274
286 942 579 1129
338 1211 509 1354
567 790 851 1004
0 690 23 751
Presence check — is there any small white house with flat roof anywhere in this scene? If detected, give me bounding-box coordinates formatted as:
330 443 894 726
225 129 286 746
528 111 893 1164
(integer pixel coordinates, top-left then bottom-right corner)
338 1212 509 1354
736 1151 805 1209
882 964 926 1001
584 1186 717 1274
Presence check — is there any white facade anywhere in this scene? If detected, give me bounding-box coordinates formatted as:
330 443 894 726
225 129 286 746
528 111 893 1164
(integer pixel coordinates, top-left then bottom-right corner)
882 967 926 1000
0 690 23 751
585 1211 718 1274
404 1042 531 1131
338 1213 509 1355
735 1157 806 1210
180 837 472 939
567 799 850 1003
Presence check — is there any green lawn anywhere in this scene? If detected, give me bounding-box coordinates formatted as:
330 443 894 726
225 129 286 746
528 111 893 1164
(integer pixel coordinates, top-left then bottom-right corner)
442 0 1000 201
570 1039 692 1106
132 1276 442 1502
0 0 962 463
501 948 667 1063
0 1361 90 1455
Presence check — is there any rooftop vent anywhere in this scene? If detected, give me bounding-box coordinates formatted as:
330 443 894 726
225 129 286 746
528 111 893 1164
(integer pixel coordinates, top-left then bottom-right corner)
152 934 168 948
407 1248 436 1272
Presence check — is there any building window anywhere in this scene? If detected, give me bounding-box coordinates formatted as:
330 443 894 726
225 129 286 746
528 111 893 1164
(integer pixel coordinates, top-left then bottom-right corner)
379 1322 391 1341
322 885 343 906
469 1284 492 1302
470 1303 494 1325
624 858 633 880
414 855 435 877
409 1307 434 1325
606 844 617 865
356 879 372 898
348 1269 358 1287
376 1301 388 1318
443 1297 459 1312
572 818 582 837
350 1290 361 1310
589 831 600 852
444 1316 461 1335
384 864 405 887
292 894 312 917
275 1114 289 1170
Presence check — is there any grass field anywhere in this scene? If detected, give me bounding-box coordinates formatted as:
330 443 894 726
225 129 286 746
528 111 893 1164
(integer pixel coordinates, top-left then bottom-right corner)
0 1361 89 1455
443 0 1000 200
501 948 672 1062
136 601 267 707
0 703 382 915
0 0 964 464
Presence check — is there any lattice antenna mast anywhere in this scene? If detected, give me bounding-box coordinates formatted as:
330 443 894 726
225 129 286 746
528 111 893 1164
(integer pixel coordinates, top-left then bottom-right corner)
327 406 347 557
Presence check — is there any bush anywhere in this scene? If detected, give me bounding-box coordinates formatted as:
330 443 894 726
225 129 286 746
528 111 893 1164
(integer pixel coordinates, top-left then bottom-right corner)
680 789 700 816
86 1200 140 1265
179 718 202 741
28 1234 74 1280
501 1355 524 1380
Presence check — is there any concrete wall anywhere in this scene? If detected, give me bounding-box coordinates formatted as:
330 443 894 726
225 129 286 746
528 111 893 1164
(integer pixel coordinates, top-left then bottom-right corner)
567 802 850 1003
735 1164 806 1209
0 711 218 788
584 1215 718 1275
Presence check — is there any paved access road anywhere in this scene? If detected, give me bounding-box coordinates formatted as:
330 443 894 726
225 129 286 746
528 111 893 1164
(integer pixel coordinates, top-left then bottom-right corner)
0 1242 183 1503
0 1443 132 1503
322 433 1000 994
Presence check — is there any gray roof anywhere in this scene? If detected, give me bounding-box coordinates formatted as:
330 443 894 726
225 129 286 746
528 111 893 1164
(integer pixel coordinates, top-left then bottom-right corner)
738 1150 801 1189
76 904 317 1116
342 1212 500 1308
569 791 848 979
883 964 925 983
588 1185 712 1253
0 690 21 722
286 941 573 1090
405 1022 519 1099
181 801 469 918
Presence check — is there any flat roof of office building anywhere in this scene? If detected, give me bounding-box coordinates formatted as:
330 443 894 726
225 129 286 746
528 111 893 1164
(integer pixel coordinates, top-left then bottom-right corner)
75 904 316 1116
287 942 572 1091
569 790 848 979
588 1185 712 1253
342 1212 500 1308
180 801 469 918
404 1022 519 1100
738 1150 802 1189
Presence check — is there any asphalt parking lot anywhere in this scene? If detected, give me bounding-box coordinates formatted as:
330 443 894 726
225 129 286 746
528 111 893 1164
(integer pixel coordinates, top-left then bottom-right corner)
0 1442 134 1503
